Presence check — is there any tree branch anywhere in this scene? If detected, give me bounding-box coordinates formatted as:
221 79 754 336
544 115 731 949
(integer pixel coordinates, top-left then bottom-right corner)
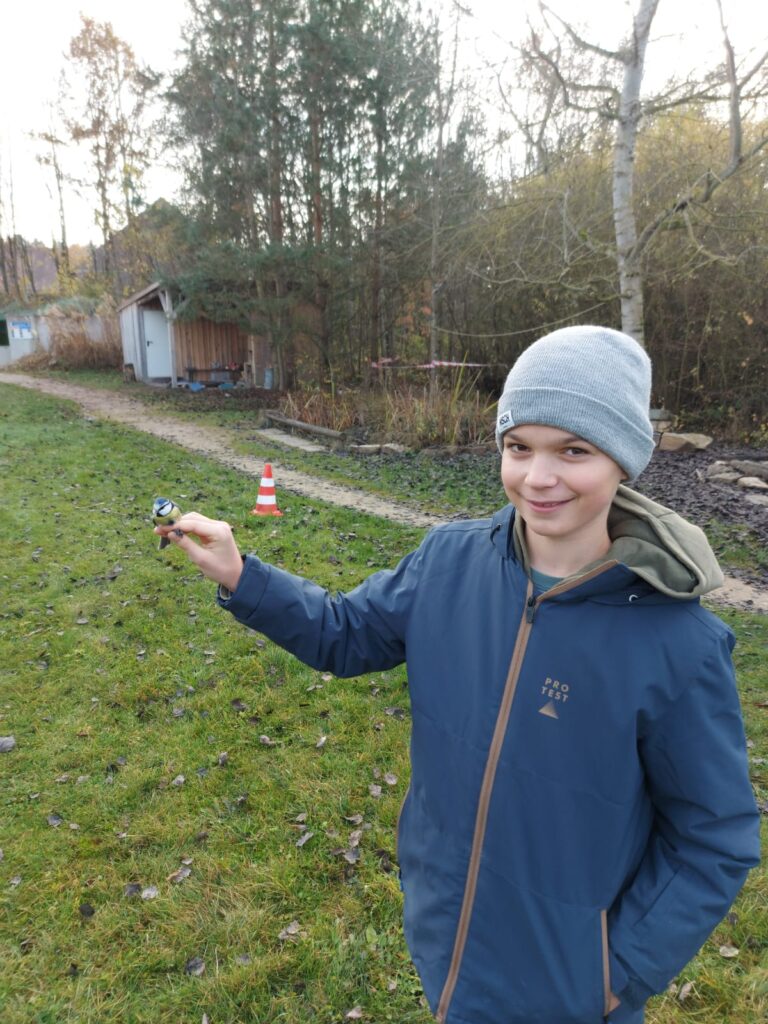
539 2 622 64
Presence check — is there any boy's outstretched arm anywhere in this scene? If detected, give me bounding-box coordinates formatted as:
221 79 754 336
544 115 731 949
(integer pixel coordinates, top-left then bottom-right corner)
607 628 761 1010
155 512 419 677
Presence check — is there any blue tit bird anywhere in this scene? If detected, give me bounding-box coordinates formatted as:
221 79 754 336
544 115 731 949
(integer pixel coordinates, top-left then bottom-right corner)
152 497 183 550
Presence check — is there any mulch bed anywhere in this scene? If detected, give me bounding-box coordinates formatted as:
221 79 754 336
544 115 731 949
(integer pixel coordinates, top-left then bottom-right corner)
635 443 768 586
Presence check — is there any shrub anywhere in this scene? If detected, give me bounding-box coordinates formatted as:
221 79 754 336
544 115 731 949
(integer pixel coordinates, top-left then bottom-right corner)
279 377 496 448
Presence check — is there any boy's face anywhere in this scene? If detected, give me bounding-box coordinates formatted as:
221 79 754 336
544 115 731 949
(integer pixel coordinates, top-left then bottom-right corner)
500 424 625 556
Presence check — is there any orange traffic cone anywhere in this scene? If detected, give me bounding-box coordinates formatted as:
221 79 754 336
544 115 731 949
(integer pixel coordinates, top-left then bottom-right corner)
251 463 283 516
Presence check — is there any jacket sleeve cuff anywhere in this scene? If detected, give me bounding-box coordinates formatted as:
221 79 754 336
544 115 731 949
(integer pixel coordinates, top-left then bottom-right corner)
216 555 270 618
610 951 654 1011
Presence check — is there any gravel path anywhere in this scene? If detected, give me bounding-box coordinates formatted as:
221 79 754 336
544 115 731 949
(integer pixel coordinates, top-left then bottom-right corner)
2 371 766 612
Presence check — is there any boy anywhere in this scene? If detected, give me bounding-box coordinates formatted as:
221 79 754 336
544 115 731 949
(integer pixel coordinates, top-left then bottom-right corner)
156 326 760 1024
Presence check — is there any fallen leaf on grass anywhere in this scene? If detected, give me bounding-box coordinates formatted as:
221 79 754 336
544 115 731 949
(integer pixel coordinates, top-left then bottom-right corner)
168 866 192 884
316 735 327 749
55 774 70 784
0 736 17 753
171 775 186 787
296 831 315 848
230 699 248 712
124 883 141 897
47 814 64 828
719 944 739 958
346 1007 364 1019
349 830 363 848
79 903 95 919
295 812 308 823
344 814 364 825
185 956 206 976
321 673 333 682
384 707 406 719
259 735 276 746
384 772 398 786
217 752 229 766
141 885 159 900
375 849 393 873
278 920 302 941
236 953 252 965
10 876 21 888
343 848 361 865
678 981 694 1002
368 784 382 798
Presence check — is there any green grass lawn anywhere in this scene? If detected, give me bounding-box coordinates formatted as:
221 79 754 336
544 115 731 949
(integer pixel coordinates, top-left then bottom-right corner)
0 382 766 1024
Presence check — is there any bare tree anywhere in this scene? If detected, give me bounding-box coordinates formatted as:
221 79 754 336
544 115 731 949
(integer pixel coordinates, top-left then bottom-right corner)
36 119 73 291
517 0 768 345
428 8 462 400
62 16 158 284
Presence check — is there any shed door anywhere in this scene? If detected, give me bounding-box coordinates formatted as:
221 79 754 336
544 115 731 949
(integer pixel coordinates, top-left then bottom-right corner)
143 309 171 377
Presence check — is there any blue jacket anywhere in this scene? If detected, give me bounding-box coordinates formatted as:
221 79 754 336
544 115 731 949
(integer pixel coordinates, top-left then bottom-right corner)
218 488 760 1024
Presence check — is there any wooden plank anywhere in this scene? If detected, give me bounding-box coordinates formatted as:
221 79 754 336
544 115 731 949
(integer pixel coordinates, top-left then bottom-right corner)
263 410 344 441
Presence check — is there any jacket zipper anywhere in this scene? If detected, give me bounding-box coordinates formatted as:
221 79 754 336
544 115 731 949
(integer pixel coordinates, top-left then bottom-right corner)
436 562 618 1022
435 579 535 1021
600 909 612 1019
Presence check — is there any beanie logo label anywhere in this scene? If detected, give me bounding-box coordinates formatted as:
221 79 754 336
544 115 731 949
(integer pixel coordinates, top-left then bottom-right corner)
497 411 513 432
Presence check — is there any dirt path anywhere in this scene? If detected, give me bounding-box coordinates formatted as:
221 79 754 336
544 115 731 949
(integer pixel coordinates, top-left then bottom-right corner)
2 371 766 612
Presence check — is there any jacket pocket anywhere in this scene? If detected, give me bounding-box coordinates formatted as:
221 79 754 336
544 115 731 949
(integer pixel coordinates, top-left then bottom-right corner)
449 872 611 1023
600 909 612 1019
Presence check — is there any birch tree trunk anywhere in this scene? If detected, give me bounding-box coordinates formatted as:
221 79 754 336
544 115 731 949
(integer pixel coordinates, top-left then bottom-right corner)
428 37 445 402
612 0 659 345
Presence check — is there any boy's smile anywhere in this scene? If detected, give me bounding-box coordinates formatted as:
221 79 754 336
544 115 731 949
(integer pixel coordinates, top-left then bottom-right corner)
500 424 625 576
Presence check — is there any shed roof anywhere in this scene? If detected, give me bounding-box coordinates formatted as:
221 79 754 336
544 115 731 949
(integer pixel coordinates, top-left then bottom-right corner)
117 281 171 312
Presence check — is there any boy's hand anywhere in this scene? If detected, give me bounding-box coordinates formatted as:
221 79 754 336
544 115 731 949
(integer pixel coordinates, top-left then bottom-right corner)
154 512 244 592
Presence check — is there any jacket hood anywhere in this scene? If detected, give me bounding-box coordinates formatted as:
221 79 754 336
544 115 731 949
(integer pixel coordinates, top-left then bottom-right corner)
491 485 724 600
606 485 723 598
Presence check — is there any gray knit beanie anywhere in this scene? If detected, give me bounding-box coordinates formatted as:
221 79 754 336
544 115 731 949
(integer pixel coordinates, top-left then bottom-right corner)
495 325 654 481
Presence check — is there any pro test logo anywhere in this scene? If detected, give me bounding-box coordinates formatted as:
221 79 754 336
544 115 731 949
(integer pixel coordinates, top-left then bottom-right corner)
497 411 513 431
538 677 570 720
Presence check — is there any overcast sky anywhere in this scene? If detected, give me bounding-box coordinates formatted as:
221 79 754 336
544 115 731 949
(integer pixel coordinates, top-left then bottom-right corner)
2 0 766 246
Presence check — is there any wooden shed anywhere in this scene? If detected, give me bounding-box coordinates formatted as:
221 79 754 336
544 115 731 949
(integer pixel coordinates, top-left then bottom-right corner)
118 282 272 387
